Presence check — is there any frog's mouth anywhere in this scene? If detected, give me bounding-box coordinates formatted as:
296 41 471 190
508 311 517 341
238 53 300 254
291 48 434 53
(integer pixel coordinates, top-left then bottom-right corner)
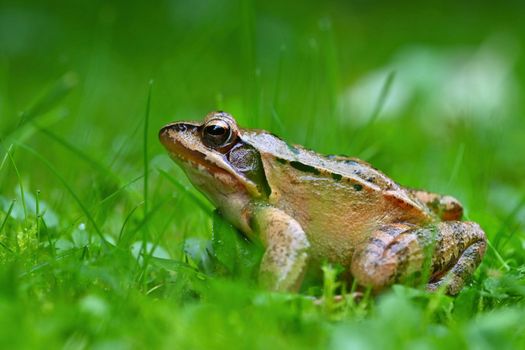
159 122 261 197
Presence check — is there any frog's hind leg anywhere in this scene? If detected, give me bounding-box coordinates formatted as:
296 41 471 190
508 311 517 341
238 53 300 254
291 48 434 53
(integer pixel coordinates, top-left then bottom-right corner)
410 190 463 221
351 221 486 295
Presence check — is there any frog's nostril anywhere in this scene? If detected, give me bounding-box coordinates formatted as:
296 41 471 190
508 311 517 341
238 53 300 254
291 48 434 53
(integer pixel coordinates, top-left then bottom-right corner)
159 123 181 135
173 124 187 132
159 123 192 143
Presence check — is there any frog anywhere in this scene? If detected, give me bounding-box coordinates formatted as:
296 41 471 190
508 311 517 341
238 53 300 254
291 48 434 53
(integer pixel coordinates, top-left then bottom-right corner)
159 111 486 295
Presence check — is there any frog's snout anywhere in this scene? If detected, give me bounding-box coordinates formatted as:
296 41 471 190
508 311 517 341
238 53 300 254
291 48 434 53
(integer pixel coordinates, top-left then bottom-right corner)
158 123 176 146
159 122 197 147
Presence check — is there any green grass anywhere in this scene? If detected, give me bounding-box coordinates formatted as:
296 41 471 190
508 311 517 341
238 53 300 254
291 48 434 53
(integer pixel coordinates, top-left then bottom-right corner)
1 0 525 348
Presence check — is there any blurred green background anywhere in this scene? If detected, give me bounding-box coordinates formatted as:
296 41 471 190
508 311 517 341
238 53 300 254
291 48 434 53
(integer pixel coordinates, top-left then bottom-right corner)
1 0 525 349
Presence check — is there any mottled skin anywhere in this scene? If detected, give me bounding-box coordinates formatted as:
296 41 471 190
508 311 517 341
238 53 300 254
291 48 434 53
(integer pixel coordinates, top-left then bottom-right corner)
159 111 486 295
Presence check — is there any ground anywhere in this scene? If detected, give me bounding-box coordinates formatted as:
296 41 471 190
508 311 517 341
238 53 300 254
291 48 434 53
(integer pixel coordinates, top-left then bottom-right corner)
1 0 524 349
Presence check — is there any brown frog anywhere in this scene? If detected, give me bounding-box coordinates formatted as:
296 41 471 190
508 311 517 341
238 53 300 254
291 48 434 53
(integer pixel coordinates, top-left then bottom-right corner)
159 111 486 295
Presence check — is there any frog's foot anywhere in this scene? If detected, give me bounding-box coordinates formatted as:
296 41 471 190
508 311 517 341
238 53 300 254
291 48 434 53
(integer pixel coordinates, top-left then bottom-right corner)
350 221 486 295
425 222 486 294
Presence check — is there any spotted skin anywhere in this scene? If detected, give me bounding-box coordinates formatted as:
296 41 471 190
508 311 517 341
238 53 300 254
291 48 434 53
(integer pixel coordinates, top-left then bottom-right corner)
351 221 486 294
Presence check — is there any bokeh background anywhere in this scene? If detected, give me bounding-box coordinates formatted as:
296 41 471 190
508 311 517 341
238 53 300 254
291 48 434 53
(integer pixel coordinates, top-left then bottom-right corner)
1 0 525 348
2 0 524 199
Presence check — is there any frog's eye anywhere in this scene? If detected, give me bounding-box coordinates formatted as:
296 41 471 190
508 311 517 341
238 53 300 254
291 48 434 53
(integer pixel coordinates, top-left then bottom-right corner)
202 119 234 148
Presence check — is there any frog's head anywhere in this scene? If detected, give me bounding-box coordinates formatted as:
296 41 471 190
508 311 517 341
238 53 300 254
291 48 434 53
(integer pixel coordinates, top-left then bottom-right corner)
159 112 270 211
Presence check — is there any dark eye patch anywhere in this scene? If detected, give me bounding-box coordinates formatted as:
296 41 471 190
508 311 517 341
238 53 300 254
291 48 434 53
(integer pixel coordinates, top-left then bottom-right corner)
228 145 258 172
227 143 271 197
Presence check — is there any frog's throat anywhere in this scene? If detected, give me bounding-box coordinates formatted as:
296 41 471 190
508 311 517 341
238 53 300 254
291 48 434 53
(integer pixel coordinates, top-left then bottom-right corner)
166 142 262 198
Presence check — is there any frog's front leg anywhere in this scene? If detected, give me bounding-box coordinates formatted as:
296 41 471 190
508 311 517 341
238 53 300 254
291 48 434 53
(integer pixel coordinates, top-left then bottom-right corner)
251 206 310 292
351 221 486 295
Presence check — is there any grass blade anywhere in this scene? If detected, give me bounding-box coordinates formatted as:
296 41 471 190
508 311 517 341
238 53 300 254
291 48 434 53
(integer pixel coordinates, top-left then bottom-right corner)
6 147 28 221
17 142 108 247
138 81 153 287
117 201 144 244
143 81 153 217
157 168 212 215
18 72 78 129
447 143 465 187
0 199 16 236
352 71 396 156
1 72 77 143
492 193 525 250
369 71 396 124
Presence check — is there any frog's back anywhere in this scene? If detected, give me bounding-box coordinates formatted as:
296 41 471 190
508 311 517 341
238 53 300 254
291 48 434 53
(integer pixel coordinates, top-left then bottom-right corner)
242 131 434 264
242 130 431 210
